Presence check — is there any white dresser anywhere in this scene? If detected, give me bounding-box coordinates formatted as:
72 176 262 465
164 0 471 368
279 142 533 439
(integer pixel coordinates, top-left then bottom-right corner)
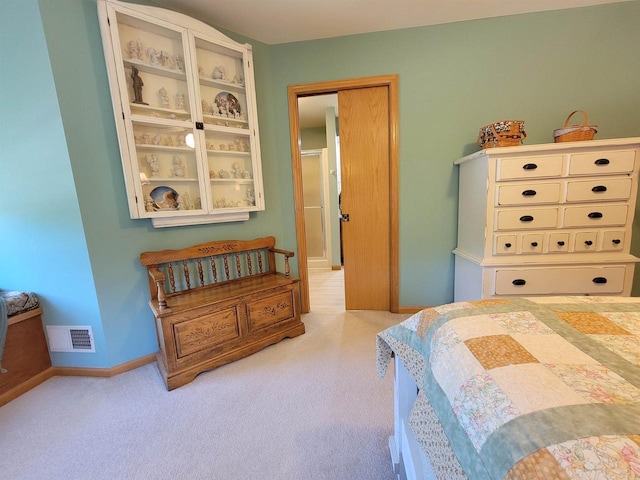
453 137 640 301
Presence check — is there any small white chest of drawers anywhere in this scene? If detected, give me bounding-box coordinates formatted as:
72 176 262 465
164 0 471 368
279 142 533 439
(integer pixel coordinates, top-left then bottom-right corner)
453 138 640 301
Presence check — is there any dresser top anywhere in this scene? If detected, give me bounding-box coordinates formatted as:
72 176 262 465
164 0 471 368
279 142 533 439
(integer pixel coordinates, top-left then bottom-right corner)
455 137 640 166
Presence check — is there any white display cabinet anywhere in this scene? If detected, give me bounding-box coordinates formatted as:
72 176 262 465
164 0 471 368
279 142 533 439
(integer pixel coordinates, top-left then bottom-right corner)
97 0 264 227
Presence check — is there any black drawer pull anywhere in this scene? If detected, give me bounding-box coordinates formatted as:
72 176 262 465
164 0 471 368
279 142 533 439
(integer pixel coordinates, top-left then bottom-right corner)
612 239 621 244
504 243 512 248
585 240 593 246
588 212 603 219
522 190 537 196
522 163 538 170
520 215 534 222
591 185 607 192
531 242 538 247
557 241 565 246
594 158 610 165
592 277 607 284
512 279 526 286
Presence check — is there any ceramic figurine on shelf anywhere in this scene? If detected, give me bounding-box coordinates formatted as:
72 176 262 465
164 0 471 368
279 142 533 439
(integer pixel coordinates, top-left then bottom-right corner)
160 50 170 68
198 66 205 77
245 186 255 205
139 132 151 144
171 156 185 177
146 154 160 176
201 100 210 116
178 192 194 210
173 55 185 71
242 170 252 179
127 39 142 60
212 65 225 80
209 170 218 179
175 93 186 110
131 66 148 105
218 169 230 178
158 87 170 109
164 135 175 147
144 195 154 212
231 162 241 178
147 47 161 66
233 73 243 85
235 138 249 152
152 134 161 145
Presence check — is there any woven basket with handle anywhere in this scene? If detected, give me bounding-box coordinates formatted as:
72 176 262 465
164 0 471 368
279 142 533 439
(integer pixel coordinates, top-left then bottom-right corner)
477 120 526 149
553 110 598 143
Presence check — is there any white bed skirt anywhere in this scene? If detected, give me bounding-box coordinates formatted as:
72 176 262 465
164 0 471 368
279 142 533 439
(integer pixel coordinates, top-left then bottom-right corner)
390 356 436 480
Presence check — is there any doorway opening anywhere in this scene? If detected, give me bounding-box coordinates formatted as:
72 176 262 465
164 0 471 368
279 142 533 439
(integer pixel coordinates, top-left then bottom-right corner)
287 75 399 313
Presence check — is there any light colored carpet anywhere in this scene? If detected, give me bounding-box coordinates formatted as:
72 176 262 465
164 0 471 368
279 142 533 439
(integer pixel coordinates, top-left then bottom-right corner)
0 309 409 479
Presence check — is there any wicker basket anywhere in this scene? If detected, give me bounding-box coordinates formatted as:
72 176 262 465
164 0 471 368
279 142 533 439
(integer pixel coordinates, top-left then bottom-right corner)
477 120 526 149
553 110 597 143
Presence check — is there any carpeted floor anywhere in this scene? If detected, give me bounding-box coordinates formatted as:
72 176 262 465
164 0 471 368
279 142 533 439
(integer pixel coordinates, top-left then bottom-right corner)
0 308 410 479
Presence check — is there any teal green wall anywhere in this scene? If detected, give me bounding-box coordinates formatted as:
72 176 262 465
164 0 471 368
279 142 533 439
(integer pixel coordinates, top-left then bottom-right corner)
268 2 640 306
1 0 639 368
0 0 108 366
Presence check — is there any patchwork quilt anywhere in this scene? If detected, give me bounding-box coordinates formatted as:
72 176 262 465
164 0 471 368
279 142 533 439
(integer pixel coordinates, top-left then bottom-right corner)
377 296 640 480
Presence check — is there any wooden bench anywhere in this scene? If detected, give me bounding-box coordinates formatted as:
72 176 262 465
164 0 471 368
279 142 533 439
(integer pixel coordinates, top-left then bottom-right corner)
140 237 304 390
0 307 54 407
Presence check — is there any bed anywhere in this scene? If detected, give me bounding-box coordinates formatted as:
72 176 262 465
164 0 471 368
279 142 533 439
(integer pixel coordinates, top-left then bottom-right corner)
377 296 640 480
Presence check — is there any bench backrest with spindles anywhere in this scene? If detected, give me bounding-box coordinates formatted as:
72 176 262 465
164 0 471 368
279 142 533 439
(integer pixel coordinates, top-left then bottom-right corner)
140 237 292 306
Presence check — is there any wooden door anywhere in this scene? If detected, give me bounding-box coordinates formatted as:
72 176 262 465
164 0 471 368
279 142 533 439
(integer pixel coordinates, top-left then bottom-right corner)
338 86 390 310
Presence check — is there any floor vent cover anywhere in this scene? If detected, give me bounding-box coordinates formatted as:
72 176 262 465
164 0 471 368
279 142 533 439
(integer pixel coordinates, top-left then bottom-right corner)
46 326 95 353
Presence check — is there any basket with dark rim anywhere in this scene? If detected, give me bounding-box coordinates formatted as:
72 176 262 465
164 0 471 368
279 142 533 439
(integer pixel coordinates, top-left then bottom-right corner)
477 120 526 149
553 110 597 143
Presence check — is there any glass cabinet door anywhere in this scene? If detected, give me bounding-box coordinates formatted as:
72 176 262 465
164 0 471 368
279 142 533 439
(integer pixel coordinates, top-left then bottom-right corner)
132 121 204 215
193 35 263 212
113 12 194 123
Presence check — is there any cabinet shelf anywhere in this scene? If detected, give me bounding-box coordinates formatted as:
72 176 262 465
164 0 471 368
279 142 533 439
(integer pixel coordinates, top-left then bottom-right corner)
211 178 253 184
145 177 198 183
206 149 250 156
202 114 249 129
198 76 245 92
124 58 186 81
130 103 190 120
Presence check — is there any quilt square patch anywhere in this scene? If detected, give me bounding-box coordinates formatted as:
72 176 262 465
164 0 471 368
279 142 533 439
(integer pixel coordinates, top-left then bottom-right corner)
505 448 571 480
465 335 538 370
555 311 631 335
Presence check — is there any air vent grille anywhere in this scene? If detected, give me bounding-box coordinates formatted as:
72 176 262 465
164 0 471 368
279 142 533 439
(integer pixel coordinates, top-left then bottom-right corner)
46 326 95 353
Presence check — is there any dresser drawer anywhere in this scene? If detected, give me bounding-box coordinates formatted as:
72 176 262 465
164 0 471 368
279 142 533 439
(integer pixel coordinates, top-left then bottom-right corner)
497 182 562 206
497 155 564 180
566 177 632 202
495 207 559 230
563 204 628 227
494 266 626 295
568 150 635 176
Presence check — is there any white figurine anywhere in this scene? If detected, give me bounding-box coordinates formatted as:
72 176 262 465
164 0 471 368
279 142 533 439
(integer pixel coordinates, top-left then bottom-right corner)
160 50 170 67
127 39 143 60
242 170 252 179
212 65 226 80
147 47 161 66
144 195 154 212
152 134 161 145
231 162 241 178
245 187 255 205
158 87 170 108
171 156 185 177
146 154 160 177
173 55 184 71
175 93 185 110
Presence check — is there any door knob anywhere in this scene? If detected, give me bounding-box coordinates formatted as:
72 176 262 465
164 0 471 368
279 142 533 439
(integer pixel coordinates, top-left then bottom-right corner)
340 213 350 222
